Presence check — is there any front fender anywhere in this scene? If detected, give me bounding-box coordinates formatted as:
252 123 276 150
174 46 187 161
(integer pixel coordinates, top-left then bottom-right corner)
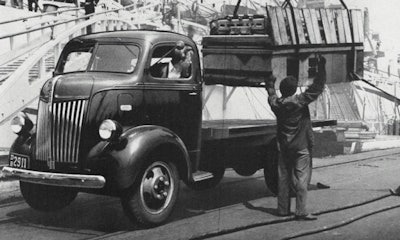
88 125 192 190
9 134 35 162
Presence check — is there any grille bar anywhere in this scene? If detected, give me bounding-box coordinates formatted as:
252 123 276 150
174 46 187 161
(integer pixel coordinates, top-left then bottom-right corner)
36 99 87 164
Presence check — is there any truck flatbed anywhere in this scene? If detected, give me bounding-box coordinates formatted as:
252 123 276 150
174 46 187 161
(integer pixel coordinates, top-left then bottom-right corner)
201 119 336 140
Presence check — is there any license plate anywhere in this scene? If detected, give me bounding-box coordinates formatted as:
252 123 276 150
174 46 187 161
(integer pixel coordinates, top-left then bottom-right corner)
9 153 30 169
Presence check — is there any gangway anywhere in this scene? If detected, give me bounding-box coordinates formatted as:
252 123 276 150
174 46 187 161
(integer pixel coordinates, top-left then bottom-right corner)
0 0 167 149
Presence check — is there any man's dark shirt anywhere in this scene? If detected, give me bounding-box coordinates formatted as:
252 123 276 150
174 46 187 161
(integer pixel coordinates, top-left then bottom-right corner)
266 65 326 152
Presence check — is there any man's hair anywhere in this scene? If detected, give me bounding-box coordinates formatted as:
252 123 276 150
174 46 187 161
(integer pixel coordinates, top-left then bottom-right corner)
279 76 298 97
171 49 186 64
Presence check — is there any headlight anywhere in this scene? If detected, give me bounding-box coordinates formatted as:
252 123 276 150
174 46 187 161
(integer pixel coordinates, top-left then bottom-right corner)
99 120 122 141
11 113 33 135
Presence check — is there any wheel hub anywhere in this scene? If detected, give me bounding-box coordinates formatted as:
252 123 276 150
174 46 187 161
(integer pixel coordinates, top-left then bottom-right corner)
140 162 174 214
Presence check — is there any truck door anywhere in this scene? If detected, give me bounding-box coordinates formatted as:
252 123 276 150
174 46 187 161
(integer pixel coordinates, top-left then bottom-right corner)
144 42 202 162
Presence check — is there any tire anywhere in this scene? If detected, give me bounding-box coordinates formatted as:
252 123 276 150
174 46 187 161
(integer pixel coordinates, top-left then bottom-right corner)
121 160 180 226
185 166 225 191
263 152 279 196
263 138 280 196
20 181 77 212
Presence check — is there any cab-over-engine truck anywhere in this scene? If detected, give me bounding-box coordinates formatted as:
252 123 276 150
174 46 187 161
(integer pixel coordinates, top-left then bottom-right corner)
2 4 363 226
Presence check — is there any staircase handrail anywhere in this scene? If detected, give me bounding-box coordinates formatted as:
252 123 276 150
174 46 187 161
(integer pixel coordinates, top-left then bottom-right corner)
0 14 138 125
0 2 149 40
0 7 84 25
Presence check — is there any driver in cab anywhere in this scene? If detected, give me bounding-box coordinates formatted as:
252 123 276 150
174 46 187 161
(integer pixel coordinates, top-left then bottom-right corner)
160 48 191 79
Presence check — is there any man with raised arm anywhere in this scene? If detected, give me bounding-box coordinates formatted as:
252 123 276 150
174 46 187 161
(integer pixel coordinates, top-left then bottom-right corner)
265 56 326 220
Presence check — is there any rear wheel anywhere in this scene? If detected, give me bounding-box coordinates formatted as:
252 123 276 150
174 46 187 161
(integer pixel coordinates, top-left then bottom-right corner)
263 153 279 196
20 181 77 212
121 160 179 226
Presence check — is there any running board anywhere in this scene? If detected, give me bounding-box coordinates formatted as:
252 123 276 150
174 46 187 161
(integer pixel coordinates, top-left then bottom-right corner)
193 171 214 182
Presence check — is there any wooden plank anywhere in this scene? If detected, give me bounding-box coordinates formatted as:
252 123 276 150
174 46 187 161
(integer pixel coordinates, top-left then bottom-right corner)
320 9 332 44
293 8 307 44
310 8 322 44
326 9 338 43
336 10 346 43
342 10 352 43
276 7 289 45
351 10 360 43
268 6 283 45
285 8 297 44
303 8 316 44
356 10 364 41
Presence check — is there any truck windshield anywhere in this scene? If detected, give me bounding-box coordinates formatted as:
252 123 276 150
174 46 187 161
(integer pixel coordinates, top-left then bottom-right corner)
60 43 140 74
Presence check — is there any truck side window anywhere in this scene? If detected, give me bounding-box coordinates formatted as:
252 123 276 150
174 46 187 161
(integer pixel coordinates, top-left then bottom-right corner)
150 45 192 79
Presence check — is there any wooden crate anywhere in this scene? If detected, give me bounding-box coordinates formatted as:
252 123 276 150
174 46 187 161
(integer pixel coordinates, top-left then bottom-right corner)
266 6 364 46
202 6 364 87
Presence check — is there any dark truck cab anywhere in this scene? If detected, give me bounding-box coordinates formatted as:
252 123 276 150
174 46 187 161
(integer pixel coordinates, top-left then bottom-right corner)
3 4 364 224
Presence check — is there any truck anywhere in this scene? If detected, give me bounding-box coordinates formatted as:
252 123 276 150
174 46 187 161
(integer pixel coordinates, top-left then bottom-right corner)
2 4 363 226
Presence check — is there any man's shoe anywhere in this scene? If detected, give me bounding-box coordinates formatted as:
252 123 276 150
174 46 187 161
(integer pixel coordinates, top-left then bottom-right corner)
295 214 317 221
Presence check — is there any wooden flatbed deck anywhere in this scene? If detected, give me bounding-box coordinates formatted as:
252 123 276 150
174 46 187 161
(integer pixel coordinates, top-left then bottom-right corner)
201 119 336 140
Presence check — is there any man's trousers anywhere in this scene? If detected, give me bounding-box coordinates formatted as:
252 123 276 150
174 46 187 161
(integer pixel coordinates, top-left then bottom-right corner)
277 148 311 216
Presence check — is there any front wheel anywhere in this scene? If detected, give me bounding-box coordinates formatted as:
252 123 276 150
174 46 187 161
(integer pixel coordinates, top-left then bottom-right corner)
121 160 180 226
20 181 77 212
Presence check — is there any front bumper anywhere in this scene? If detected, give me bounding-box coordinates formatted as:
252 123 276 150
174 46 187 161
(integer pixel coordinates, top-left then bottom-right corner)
2 167 106 189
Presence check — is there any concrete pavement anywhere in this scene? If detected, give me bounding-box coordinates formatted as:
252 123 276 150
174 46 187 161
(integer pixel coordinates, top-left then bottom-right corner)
0 147 399 239
0 136 400 239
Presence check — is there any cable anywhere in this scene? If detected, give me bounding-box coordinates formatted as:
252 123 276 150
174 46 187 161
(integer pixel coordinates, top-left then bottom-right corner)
189 190 396 240
281 202 400 240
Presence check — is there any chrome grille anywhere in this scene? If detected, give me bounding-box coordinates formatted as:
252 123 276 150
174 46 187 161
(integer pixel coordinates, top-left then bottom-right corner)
36 99 87 163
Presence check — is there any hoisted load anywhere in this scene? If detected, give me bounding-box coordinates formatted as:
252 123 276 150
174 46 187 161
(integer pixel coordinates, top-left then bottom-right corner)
202 4 364 87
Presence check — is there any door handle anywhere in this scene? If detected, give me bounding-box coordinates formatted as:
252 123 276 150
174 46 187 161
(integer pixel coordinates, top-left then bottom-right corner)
189 92 198 96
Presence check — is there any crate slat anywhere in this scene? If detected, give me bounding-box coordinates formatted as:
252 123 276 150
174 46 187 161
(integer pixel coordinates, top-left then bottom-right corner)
336 10 346 43
303 8 316 44
342 10 352 43
276 7 289 45
268 7 283 45
320 9 332 44
351 10 360 43
326 9 338 44
356 10 364 42
285 8 297 44
293 8 307 44
310 8 323 44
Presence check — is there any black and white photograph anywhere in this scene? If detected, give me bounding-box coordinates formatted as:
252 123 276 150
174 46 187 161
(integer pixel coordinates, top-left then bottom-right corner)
0 0 400 239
